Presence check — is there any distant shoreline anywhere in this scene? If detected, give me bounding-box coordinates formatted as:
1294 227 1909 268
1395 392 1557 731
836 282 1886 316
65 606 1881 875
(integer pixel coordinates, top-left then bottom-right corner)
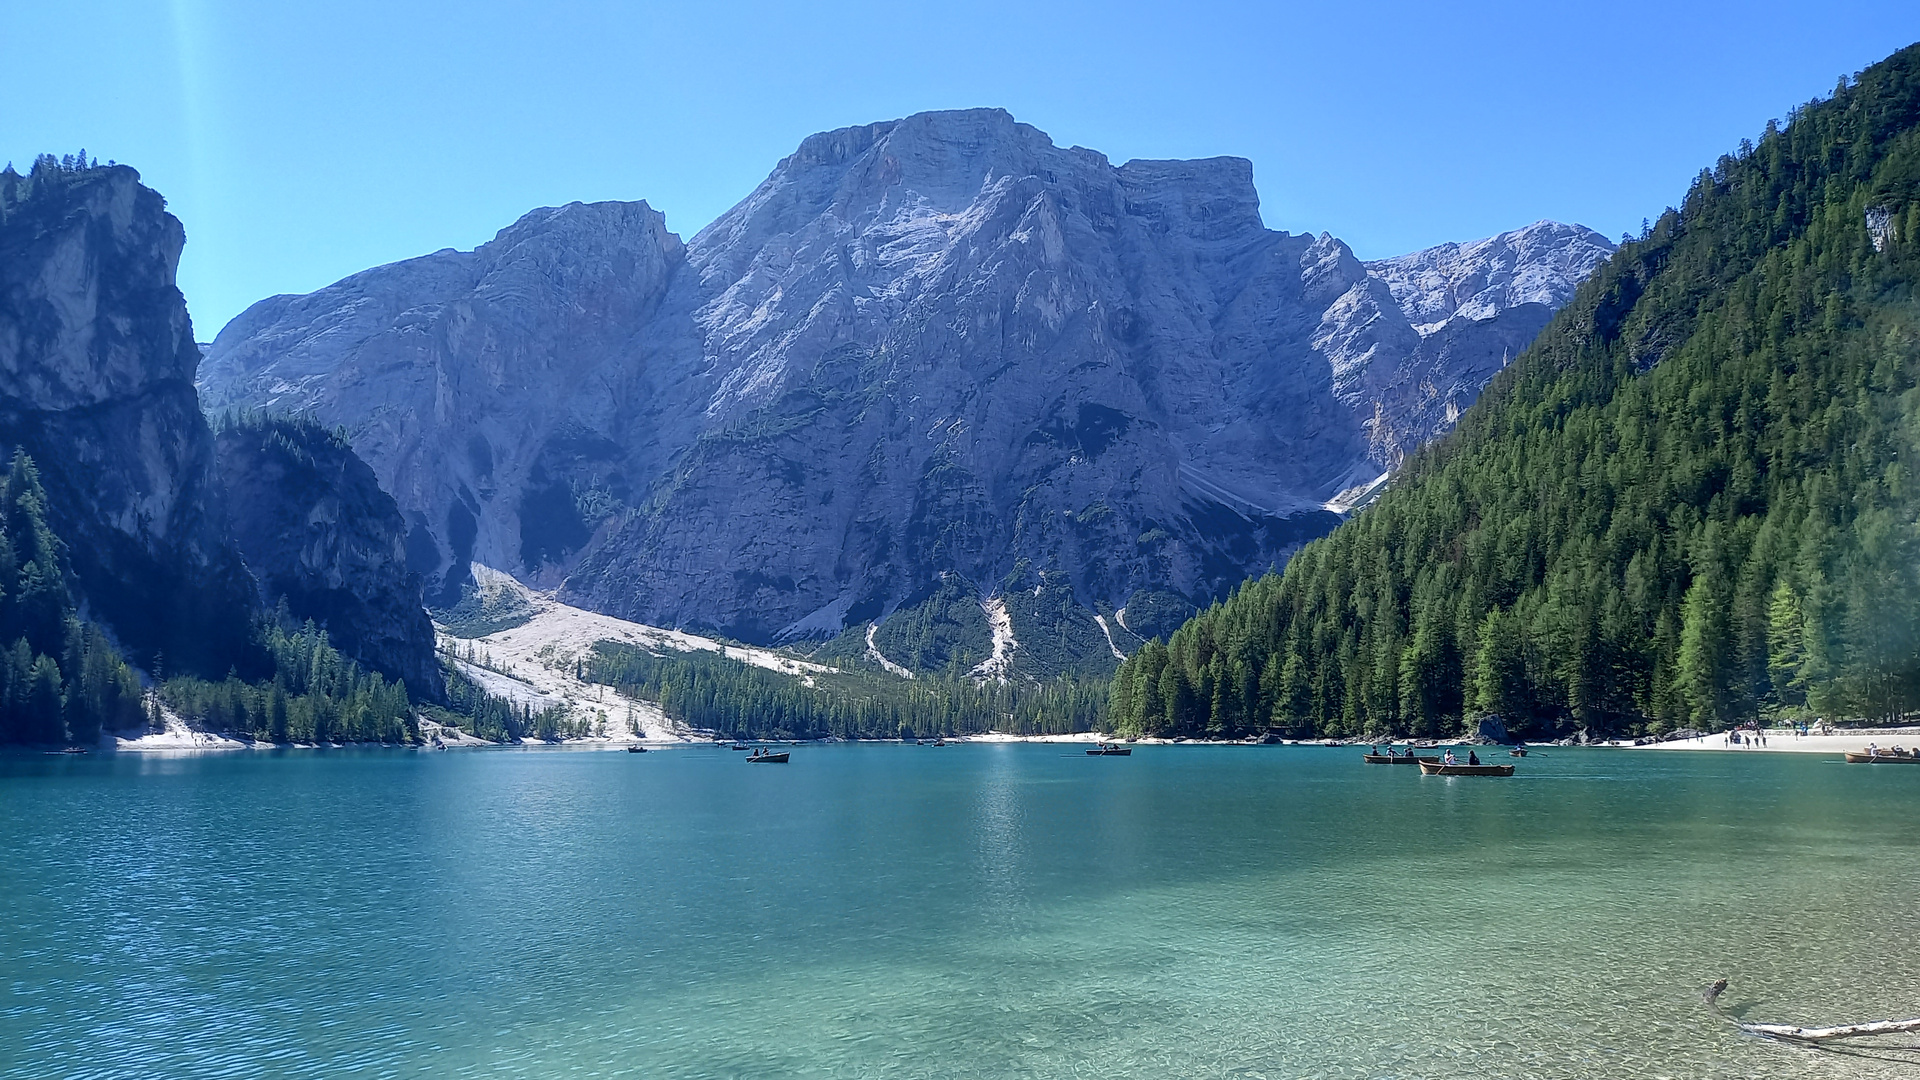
76 725 1920 755
1624 728 1920 755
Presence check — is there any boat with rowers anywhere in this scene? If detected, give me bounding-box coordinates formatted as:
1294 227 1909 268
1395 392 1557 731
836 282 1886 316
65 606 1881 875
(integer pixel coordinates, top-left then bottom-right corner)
1843 748 1920 763
1087 743 1132 756
1362 747 1439 764
746 748 789 763
1419 760 1515 777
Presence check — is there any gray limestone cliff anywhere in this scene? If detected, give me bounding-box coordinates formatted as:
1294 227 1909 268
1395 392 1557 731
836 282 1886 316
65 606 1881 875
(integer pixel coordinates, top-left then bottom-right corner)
199 200 691 605
0 160 259 674
199 110 1615 657
1359 223 1616 463
213 416 445 698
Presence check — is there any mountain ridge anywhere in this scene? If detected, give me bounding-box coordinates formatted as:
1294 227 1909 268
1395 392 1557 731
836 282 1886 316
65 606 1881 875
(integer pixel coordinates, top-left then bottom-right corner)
1107 43 1920 738
199 109 1613 669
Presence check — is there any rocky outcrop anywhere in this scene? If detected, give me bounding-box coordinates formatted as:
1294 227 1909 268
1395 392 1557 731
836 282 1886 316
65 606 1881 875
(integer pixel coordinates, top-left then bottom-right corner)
198 110 1614 652
1360 222 1615 463
213 416 444 699
1364 221 1615 332
0 159 259 674
197 200 692 603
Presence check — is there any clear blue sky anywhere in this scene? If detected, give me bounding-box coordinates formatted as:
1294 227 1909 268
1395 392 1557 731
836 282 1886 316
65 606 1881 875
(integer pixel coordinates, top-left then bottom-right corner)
6 1 1917 335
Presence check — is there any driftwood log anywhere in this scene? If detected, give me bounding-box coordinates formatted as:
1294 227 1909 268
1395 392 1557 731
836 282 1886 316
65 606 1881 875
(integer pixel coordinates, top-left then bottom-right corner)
1739 1017 1920 1043
1707 978 1920 1044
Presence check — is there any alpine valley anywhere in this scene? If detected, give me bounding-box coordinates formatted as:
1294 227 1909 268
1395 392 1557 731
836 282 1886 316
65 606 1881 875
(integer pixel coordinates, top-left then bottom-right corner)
197 108 1612 680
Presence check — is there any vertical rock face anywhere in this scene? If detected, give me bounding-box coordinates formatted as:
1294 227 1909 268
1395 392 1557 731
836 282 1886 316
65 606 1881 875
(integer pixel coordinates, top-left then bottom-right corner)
0 161 259 674
198 200 692 603
198 110 1616 653
1359 222 1616 465
213 417 445 699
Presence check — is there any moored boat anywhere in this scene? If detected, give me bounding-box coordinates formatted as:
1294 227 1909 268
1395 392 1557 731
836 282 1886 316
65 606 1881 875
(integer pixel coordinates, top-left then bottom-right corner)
1843 751 1920 763
1419 761 1515 777
747 749 789 763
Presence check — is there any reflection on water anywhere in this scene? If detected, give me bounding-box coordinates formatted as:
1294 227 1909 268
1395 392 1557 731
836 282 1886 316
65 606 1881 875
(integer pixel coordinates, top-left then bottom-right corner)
2 744 1917 1078
970 744 1027 928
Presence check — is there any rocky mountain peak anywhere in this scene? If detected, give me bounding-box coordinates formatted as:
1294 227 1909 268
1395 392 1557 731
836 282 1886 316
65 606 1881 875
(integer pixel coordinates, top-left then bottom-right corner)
0 159 263 674
1365 220 1616 332
199 111 1620 662
0 162 200 405
0 157 444 697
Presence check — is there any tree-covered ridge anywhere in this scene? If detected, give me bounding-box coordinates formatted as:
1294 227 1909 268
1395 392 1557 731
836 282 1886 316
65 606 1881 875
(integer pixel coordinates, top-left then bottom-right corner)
0 444 525 747
0 452 145 744
583 641 1103 740
1109 44 1920 741
159 620 419 744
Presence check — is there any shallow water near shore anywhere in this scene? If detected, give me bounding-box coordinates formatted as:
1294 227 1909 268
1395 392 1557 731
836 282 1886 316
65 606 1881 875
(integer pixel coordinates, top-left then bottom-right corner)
4 744 1918 1078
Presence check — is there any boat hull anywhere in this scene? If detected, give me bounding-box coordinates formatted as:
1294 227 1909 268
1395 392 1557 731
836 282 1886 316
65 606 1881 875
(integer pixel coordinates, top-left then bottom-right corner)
1087 747 1132 756
1419 762 1515 776
1362 754 1439 764
747 752 790 763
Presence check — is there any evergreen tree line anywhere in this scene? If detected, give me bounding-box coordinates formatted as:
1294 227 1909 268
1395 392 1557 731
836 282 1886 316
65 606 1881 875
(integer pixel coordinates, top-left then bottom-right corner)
1109 46 1920 741
583 642 1104 740
426 666 595 743
0 453 145 745
159 618 420 744
0 447 531 748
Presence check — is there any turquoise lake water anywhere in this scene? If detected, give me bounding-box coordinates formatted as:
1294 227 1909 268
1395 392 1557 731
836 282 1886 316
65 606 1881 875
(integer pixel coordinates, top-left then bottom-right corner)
3 743 1918 1079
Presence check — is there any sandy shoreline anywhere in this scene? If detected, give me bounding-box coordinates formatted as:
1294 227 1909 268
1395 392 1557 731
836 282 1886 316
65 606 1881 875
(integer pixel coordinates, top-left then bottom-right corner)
90 711 1920 756
1626 728 1920 755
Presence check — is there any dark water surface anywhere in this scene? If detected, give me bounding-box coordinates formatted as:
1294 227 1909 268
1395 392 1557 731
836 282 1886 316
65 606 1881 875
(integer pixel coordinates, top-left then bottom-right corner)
3 743 1917 1078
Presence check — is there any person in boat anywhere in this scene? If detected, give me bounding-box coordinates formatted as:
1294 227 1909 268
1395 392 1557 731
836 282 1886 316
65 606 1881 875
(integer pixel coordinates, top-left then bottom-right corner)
1443 749 1458 765
1467 750 1480 766
1868 742 1880 758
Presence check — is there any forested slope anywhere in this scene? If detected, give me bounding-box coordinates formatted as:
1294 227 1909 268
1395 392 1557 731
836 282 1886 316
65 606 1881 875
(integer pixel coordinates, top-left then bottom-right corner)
1109 44 1920 741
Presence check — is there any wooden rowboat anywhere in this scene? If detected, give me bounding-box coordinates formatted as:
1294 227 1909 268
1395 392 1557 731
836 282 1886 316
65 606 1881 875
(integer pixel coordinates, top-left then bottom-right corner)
1509 748 1528 757
747 750 789 763
625 745 648 753
1843 751 1920 763
1087 744 1132 756
1419 761 1515 777
1362 753 1439 764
